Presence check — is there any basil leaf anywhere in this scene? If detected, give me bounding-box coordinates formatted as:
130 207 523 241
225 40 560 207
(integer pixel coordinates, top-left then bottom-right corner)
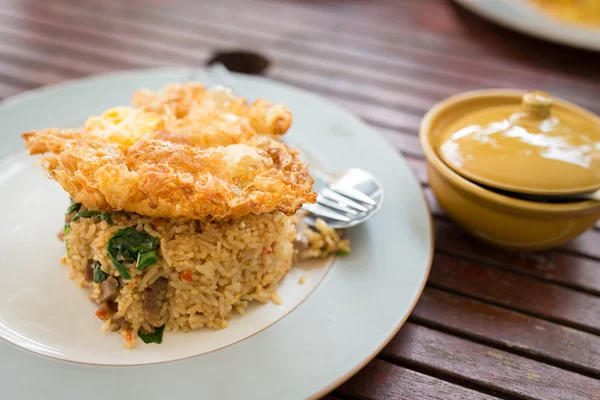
98 212 113 225
336 250 349 256
108 252 131 280
138 325 165 344
137 250 159 270
92 261 109 283
66 201 82 215
107 227 159 280
71 211 113 225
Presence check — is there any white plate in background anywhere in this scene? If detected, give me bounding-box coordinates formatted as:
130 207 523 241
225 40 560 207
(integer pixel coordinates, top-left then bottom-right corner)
455 0 600 51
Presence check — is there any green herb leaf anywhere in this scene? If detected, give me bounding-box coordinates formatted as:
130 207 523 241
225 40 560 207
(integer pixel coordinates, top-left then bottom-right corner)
108 252 131 280
66 201 82 215
336 250 349 256
138 325 165 344
107 228 159 280
137 250 159 270
98 212 113 225
71 211 113 225
92 261 109 283
64 223 71 236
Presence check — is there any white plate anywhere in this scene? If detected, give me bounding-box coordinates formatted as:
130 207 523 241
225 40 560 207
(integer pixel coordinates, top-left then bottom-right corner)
0 155 335 365
455 0 600 52
0 68 432 399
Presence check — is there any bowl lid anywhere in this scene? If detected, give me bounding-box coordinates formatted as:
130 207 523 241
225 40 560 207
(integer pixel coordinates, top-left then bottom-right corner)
436 91 600 195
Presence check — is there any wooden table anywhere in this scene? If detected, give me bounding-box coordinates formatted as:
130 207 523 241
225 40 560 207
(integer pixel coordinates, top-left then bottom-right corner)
3 0 600 398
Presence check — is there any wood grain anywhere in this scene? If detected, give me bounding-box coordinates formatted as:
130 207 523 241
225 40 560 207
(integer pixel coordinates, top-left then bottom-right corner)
57 0 600 105
6 0 600 114
412 288 600 376
337 359 500 400
434 219 600 295
385 323 600 400
428 253 600 334
57 0 600 90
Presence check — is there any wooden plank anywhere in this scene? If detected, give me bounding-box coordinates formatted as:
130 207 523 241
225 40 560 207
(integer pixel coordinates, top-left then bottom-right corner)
337 359 499 400
268 67 435 117
273 56 456 101
10 0 600 113
0 41 430 155
324 97 422 133
412 287 600 376
385 323 600 400
0 18 161 68
563 230 600 260
0 27 137 70
0 3 438 131
8 0 599 138
50 0 600 102
0 54 70 87
0 9 433 145
67 0 600 94
1 0 600 123
0 0 458 105
0 38 116 76
428 253 600 334
60 0 492 55
434 218 600 295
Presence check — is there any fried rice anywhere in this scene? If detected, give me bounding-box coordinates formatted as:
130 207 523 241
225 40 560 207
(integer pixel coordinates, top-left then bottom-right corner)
26 82 351 348
62 205 349 348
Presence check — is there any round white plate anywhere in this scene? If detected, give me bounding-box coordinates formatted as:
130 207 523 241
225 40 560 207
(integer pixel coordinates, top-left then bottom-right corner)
0 68 432 399
455 0 600 52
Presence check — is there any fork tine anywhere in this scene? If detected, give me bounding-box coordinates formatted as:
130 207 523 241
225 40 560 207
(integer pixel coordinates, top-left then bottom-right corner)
317 195 358 215
302 203 352 222
330 185 377 206
322 188 370 212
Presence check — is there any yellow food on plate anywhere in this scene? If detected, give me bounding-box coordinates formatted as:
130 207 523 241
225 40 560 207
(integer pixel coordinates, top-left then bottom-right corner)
531 0 600 28
23 83 349 348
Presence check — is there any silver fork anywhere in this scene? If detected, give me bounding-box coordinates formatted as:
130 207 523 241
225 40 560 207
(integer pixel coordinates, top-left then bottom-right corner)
196 64 384 229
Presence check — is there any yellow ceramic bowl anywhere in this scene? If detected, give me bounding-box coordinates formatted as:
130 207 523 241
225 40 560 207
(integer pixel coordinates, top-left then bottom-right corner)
420 89 600 251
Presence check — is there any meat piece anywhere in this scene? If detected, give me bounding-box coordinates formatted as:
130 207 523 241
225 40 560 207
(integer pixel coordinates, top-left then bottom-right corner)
104 300 118 314
98 276 119 302
96 301 118 317
143 277 168 318
95 300 118 322
109 318 130 332
57 230 65 241
83 260 94 282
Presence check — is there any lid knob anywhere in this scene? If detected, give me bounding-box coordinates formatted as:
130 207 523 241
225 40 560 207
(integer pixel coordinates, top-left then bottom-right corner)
522 91 553 119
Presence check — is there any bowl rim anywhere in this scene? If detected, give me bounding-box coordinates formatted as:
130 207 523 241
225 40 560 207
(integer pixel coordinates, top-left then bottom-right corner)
419 88 600 217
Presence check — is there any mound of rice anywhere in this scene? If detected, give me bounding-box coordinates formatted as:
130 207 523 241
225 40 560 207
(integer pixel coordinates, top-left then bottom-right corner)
62 205 349 348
